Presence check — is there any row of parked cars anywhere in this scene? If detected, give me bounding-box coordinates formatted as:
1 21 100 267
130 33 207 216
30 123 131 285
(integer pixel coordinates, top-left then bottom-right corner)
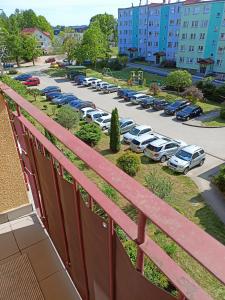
72 74 203 122
14 73 40 86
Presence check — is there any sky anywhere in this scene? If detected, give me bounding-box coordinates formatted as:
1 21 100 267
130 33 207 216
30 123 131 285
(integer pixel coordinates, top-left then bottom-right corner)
0 0 163 26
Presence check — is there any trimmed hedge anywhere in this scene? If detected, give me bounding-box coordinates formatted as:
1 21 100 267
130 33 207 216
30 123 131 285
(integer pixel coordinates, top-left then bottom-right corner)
116 151 140 177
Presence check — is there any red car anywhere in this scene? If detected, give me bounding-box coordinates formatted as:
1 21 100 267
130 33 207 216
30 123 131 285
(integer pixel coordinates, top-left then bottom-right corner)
23 77 40 86
45 57 56 63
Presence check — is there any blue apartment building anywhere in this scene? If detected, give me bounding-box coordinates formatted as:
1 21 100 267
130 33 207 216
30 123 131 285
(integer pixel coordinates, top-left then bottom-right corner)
118 0 225 75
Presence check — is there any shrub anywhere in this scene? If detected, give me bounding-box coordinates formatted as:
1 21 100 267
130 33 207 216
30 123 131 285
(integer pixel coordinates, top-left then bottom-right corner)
214 165 225 192
213 85 225 103
117 151 140 177
117 55 128 67
110 108 121 153
145 170 173 199
182 86 204 103
149 82 161 96
165 70 192 92
8 69 18 75
220 109 225 120
76 123 101 147
56 105 80 130
28 88 42 101
1 75 28 97
196 80 216 101
160 60 176 68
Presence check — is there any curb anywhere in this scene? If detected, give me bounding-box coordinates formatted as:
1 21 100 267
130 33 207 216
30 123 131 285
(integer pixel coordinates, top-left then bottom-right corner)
182 122 225 129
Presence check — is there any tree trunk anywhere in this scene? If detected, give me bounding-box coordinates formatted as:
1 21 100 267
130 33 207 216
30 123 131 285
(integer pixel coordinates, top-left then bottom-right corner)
32 58 35 66
16 57 20 67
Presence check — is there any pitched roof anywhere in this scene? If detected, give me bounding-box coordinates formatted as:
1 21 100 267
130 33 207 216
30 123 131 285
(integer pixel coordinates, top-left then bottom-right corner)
21 27 51 38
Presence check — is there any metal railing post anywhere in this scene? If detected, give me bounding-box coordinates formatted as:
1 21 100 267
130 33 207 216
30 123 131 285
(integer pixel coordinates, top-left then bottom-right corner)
136 211 147 273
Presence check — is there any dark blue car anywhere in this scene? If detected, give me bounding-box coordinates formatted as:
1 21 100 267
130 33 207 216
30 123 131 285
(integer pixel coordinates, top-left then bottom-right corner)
117 89 129 98
46 92 62 100
14 73 32 81
74 75 85 84
123 90 138 101
164 100 190 115
52 95 78 105
41 86 61 95
69 99 83 108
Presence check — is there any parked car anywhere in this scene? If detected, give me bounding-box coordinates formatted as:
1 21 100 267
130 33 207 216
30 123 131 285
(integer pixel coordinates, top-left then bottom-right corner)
117 89 130 98
164 100 190 115
71 101 96 111
14 73 32 81
152 99 170 111
124 90 139 102
52 94 78 105
46 92 62 100
96 82 109 91
45 57 55 63
22 77 40 86
86 110 110 123
176 105 203 121
69 99 84 109
130 134 158 153
167 145 205 174
111 119 136 134
82 77 97 86
94 115 111 130
130 93 148 105
91 79 102 88
41 86 61 95
80 107 96 119
74 75 86 85
123 125 153 144
144 138 187 162
103 84 120 94
3 62 15 68
50 62 59 68
140 97 155 109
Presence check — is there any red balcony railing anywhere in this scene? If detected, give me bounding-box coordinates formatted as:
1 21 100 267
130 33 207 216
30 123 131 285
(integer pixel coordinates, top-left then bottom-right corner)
1 82 225 300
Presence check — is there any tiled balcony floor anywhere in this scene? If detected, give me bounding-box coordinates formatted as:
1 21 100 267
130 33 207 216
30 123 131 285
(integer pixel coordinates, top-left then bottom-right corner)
0 213 82 300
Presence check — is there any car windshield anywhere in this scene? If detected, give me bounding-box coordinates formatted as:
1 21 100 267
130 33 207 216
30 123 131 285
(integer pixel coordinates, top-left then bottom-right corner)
132 140 140 146
96 117 104 122
180 106 195 113
147 145 162 152
175 150 192 161
103 119 110 123
129 128 140 136
170 101 182 108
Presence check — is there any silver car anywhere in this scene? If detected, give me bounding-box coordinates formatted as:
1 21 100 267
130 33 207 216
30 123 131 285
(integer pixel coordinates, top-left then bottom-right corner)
144 138 187 162
130 93 147 105
167 145 206 174
91 79 102 88
108 119 136 135
123 125 153 144
96 82 108 91
94 115 111 130
86 110 110 123
130 134 158 153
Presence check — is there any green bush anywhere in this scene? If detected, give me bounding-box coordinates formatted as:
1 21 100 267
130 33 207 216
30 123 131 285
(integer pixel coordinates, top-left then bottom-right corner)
220 109 225 120
110 108 121 153
56 105 80 130
76 123 101 147
117 151 140 177
8 69 18 75
1 75 28 97
165 70 192 92
196 80 216 101
145 170 173 199
214 166 225 192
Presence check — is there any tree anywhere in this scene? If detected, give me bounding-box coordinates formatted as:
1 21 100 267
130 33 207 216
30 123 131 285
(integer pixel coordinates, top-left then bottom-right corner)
149 82 161 96
117 151 141 177
22 35 42 65
76 21 107 66
118 55 128 67
110 108 120 153
5 33 23 66
63 37 77 63
76 123 102 147
166 70 192 92
37 15 54 39
56 106 80 130
182 86 204 103
28 88 41 101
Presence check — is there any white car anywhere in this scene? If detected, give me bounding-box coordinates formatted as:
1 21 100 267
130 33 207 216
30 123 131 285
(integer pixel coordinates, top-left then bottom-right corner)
123 125 153 144
130 134 158 153
91 79 102 89
94 115 111 130
130 93 147 105
80 107 96 119
96 82 109 91
86 110 110 123
82 77 97 86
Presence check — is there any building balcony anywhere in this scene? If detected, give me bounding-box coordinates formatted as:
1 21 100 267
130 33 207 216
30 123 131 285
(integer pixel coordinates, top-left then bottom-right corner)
1 82 225 300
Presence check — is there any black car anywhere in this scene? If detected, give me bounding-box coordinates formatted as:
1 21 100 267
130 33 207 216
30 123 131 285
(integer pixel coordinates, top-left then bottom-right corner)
140 97 155 109
152 99 170 110
41 86 61 95
164 100 190 115
124 90 138 101
117 89 129 98
176 105 203 121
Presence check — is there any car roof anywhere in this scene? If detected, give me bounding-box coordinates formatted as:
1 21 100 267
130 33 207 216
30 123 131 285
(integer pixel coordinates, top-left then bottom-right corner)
134 125 152 131
133 93 146 97
98 115 111 121
81 107 94 112
181 145 203 154
132 133 156 143
120 118 134 123
149 138 173 147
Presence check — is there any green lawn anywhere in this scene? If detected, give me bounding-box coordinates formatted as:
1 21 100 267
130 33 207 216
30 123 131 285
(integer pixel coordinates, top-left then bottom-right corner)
203 117 225 127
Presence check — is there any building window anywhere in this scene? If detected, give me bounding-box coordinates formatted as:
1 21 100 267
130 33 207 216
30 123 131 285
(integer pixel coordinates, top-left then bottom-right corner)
154 42 158 47
198 45 204 52
168 31 173 37
181 33 187 40
186 57 193 64
203 5 210 14
193 7 200 15
190 33 196 40
174 42 178 48
183 21 189 28
218 47 225 55
149 31 152 36
220 33 225 40
170 7 175 14
180 45 185 52
179 57 185 63
189 45 194 52
191 20 199 28
216 12 221 18
170 20 175 26
199 33 205 40
168 42 172 48
201 20 208 28
184 7 190 16
216 59 223 66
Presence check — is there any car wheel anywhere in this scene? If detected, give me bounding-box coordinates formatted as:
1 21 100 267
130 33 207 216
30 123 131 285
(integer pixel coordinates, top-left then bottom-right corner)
183 167 189 175
199 159 205 166
186 117 190 121
102 126 106 131
160 155 167 163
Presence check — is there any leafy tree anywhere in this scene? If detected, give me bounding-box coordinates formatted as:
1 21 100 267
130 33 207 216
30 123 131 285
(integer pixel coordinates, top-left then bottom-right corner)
149 82 161 96
28 88 41 101
145 170 173 199
63 37 77 63
166 70 192 92
196 80 216 101
76 21 107 66
117 151 140 177
76 123 101 147
22 35 42 65
220 109 225 120
182 86 204 103
117 55 128 67
56 106 80 130
214 165 225 192
37 15 54 39
110 108 120 153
